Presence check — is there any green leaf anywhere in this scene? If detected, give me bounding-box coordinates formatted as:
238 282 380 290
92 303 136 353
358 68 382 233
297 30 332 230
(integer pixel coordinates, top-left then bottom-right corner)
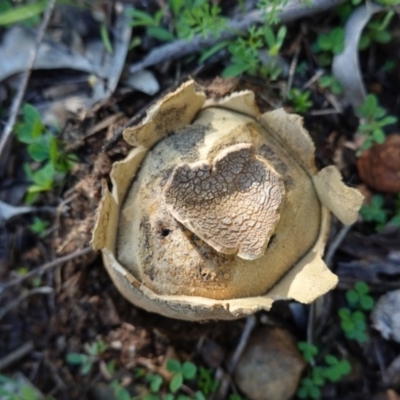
147 374 163 393
0 1 48 26
66 353 87 365
182 361 197 379
30 162 55 189
354 281 369 294
358 35 370 51
222 62 249 77
29 217 49 237
129 9 157 27
166 359 182 373
147 26 175 41
170 372 183 393
23 103 42 124
100 22 113 54
110 380 131 400
28 142 50 162
379 115 397 126
346 290 359 305
80 359 93 375
199 40 229 64
373 30 392 44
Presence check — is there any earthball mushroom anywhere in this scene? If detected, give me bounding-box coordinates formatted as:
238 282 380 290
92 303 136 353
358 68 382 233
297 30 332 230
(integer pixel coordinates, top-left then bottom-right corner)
92 81 363 321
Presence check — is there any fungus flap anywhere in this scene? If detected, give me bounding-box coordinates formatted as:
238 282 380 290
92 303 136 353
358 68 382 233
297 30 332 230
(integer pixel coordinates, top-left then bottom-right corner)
313 166 364 225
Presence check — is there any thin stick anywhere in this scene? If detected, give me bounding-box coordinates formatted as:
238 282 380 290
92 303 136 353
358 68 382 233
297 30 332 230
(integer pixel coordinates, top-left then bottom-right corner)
129 0 346 74
324 224 353 267
0 341 34 371
227 315 257 374
0 286 53 321
0 0 57 174
0 247 92 292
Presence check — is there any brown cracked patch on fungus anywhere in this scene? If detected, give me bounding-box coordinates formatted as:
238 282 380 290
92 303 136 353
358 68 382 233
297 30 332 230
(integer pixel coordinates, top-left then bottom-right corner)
163 144 285 260
92 80 364 321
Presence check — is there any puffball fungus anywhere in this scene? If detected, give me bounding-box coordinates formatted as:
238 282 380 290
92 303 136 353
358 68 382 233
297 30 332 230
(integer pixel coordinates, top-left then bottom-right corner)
92 81 363 321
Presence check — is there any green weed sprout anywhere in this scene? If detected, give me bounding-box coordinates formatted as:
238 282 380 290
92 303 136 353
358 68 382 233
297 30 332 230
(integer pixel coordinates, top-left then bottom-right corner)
356 94 397 152
359 11 394 50
146 373 164 393
0 373 47 400
166 359 197 394
110 380 132 400
313 27 344 66
129 0 227 42
287 88 313 113
315 28 344 55
360 195 388 230
258 0 290 26
346 281 375 311
223 24 287 80
339 281 375 344
297 342 318 363
318 74 342 95
174 0 227 40
297 343 351 400
15 104 77 204
197 366 218 396
66 340 108 375
338 308 368 343
29 217 49 237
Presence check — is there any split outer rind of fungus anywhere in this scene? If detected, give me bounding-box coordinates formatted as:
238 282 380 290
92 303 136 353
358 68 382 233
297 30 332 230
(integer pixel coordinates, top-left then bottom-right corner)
92 81 363 321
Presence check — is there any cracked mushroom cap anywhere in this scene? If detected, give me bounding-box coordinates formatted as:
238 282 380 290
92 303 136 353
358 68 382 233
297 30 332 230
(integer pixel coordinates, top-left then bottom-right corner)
92 81 363 321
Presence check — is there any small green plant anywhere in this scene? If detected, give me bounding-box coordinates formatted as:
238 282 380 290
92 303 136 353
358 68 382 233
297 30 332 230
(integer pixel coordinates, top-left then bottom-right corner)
346 281 375 310
29 216 49 237
360 195 388 230
287 88 313 113
359 11 394 50
258 0 290 25
360 194 400 231
15 104 76 203
318 74 342 95
66 339 108 375
110 380 132 400
338 281 375 344
223 24 287 80
196 366 218 396
297 343 351 399
129 0 227 42
146 373 164 394
297 342 318 363
313 28 345 66
0 374 49 400
173 0 227 40
166 359 197 394
356 94 397 152
338 308 368 343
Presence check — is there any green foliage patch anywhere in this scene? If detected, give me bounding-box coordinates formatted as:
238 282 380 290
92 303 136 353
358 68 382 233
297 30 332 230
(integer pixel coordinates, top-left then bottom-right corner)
14 104 76 204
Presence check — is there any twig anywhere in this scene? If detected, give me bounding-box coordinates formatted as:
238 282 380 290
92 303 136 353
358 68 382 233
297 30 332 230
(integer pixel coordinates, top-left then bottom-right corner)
227 315 257 374
129 0 346 74
324 224 353 267
0 247 92 293
286 45 301 98
0 286 53 321
0 0 57 175
0 341 34 371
